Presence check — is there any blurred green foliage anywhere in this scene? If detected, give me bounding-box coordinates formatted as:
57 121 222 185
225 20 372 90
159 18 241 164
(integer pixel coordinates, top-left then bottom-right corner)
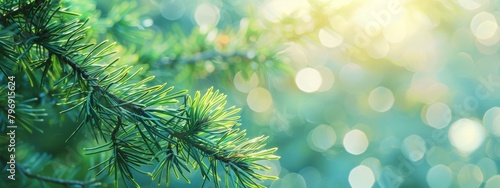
2 0 500 187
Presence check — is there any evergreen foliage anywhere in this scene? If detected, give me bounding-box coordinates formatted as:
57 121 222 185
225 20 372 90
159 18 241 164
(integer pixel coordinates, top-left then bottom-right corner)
0 0 281 187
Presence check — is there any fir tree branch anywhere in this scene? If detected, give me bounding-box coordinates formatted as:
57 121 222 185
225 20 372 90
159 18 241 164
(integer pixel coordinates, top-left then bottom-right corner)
0 0 45 24
162 50 254 65
17 165 100 187
1 0 280 187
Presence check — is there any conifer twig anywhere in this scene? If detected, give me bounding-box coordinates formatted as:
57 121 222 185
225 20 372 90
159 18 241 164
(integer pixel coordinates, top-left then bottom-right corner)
162 50 254 65
17 165 100 187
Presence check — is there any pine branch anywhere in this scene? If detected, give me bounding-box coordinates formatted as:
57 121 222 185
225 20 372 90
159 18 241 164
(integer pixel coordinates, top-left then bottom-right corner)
1 0 280 187
162 50 254 65
18 165 100 187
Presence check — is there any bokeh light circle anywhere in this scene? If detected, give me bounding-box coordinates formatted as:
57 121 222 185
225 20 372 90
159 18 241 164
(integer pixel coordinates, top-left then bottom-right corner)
142 18 154 27
295 67 322 93
343 129 369 155
471 12 498 40
318 28 343 48
483 107 500 137
424 102 452 129
247 87 272 112
307 124 336 152
233 72 259 93
349 165 375 188
477 158 498 180
368 86 394 112
367 39 390 59
402 135 426 162
340 63 365 86
427 164 452 188
458 164 483 188
485 175 500 188
458 0 483 10
299 166 322 188
448 118 486 154
280 173 306 188
160 0 185 21
194 3 220 27
317 66 335 92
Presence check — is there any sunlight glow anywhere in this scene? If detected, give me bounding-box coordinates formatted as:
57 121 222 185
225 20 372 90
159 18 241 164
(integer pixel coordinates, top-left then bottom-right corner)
318 28 343 48
424 102 452 129
368 86 394 112
262 0 310 22
471 12 498 40
427 165 452 188
340 63 365 86
458 164 483 188
402 135 426 162
308 125 336 152
160 1 185 21
279 173 306 188
343 129 369 155
247 87 273 112
234 72 259 93
295 68 322 93
483 107 500 137
449 119 486 154
349 165 375 188
458 0 482 10
195 3 220 28
486 175 500 188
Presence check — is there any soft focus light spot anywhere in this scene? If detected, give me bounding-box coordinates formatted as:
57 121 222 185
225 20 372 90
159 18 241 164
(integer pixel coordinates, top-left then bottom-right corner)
308 125 336 152
343 129 369 155
280 173 306 188
458 164 483 188
383 20 407 43
262 0 310 23
234 72 259 93
379 136 400 154
403 49 430 72
367 39 390 59
427 165 452 188
485 175 500 188
483 107 500 137
476 39 500 55
194 3 220 27
368 86 394 112
206 30 218 43
426 147 450 166
299 166 322 188
408 74 449 104
317 66 335 92
349 165 375 188
402 135 426 162
477 158 498 180
256 160 281 180
449 118 486 154
318 28 343 48
285 43 308 69
160 0 185 21
340 63 365 86
142 18 153 27
424 102 452 129
247 87 272 112
485 139 500 159
458 0 482 10
477 33 500 46
361 157 382 178
471 12 498 40
295 68 322 93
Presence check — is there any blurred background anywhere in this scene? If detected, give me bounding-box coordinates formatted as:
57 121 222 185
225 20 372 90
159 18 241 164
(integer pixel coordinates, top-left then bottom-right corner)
5 0 500 187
